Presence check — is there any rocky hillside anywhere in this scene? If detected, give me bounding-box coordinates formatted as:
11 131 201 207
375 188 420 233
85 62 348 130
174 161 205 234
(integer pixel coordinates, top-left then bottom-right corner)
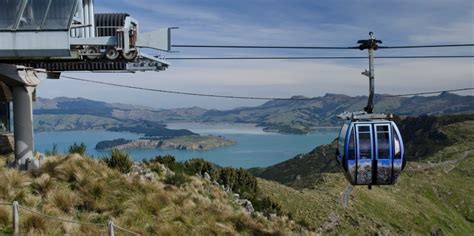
0 154 304 235
252 114 474 234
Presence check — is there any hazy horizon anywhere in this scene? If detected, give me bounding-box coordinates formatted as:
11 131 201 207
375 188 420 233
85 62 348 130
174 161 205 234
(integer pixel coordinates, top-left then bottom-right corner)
36 90 473 110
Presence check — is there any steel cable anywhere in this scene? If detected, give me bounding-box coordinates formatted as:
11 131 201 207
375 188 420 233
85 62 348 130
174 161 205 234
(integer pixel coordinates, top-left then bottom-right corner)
60 75 474 101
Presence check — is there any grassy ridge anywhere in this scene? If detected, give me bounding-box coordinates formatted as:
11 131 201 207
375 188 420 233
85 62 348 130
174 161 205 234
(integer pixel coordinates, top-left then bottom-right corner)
0 154 302 235
257 120 474 234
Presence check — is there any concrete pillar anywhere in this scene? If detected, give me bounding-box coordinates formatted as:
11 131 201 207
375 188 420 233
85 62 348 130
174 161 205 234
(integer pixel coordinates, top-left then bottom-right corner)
0 64 42 170
12 86 36 169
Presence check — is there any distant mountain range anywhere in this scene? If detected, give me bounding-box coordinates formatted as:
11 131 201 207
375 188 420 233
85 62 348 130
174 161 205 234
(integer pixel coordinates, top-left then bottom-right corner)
34 92 474 134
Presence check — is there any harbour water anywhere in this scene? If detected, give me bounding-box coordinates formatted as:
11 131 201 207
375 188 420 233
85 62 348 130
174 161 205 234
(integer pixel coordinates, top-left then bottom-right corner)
35 123 338 168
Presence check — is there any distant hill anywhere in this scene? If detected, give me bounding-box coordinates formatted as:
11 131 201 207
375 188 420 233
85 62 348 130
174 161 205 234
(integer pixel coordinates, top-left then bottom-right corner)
34 93 474 134
201 92 474 134
35 97 207 124
34 97 197 137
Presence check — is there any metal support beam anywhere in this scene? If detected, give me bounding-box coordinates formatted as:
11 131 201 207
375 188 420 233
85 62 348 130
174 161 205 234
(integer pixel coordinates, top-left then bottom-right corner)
365 42 375 113
358 32 382 114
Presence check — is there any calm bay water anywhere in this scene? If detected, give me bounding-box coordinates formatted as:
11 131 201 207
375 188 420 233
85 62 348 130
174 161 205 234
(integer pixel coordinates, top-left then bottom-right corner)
35 123 338 168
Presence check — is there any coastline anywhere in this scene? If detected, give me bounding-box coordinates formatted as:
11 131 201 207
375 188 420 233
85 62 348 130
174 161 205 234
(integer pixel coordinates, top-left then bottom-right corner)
166 122 340 135
95 135 236 151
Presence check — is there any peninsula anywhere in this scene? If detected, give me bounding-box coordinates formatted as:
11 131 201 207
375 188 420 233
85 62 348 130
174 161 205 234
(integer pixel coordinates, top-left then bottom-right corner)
96 135 235 151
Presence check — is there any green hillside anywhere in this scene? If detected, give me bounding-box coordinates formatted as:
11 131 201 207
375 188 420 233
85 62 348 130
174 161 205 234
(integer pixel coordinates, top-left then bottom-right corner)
249 140 339 185
255 116 474 234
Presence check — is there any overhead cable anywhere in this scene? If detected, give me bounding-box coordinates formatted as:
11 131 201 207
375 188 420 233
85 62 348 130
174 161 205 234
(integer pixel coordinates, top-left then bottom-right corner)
172 44 358 49
166 55 474 60
60 75 474 101
172 43 474 50
379 44 474 49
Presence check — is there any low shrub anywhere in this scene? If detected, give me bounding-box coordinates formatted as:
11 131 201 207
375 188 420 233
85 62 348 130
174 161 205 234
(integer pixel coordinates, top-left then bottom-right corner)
149 155 186 173
148 163 163 175
150 155 176 166
68 143 87 156
252 196 283 216
102 149 133 174
184 158 215 176
45 144 59 156
164 172 189 187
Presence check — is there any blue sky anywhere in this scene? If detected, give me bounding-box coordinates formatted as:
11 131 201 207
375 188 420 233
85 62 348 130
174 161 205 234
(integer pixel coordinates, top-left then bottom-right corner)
39 0 474 109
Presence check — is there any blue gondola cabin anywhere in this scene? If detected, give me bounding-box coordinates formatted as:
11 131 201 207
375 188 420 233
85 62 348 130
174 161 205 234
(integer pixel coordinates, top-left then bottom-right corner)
336 120 405 186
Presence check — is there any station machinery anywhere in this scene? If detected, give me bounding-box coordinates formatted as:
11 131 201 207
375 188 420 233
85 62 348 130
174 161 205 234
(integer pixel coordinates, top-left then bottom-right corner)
0 0 174 169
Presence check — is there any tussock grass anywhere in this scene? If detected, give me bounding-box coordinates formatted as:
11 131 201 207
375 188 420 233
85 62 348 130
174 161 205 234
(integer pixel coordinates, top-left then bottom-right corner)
0 206 10 228
48 185 81 214
0 169 29 203
22 214 47 234
0 153 302 235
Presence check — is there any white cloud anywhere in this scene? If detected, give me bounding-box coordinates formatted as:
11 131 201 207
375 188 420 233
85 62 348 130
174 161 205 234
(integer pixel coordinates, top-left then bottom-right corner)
409 22 474 44
124 0 222 22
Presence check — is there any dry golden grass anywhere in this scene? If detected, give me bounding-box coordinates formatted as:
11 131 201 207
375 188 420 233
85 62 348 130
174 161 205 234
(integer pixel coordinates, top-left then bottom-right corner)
0 169 30 203
0 154 303 235
22 214 47 234
0 206 10 228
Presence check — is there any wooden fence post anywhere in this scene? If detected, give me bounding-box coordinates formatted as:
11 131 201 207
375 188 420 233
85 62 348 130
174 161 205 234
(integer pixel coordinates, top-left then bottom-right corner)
12 201 19 235
108 220 115 236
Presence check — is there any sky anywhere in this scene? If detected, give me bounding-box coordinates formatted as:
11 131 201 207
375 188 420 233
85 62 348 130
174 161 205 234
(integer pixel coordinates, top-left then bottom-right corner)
38 0 474 109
